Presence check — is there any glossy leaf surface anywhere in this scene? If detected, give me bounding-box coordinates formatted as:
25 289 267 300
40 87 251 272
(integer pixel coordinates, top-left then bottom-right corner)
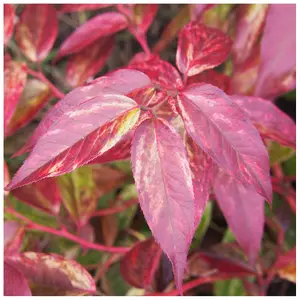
120 238 162 289
213 170 265 262
255 4 296 100
15 4 58 62
176 22 232 76
131 117 194 292
6 252 96 294
4 4 15 45
177 83 272 201
232 95 296 148
56 12 128 60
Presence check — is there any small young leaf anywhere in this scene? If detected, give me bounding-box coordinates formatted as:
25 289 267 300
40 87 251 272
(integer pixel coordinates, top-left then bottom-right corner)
4 4 15 45
132 117 194 292
15 4 58 62
176 22 232 77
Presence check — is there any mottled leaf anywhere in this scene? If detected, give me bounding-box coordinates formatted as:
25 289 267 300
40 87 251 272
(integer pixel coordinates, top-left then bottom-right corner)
13 69 150 157
4 261 31 296
4 220 25 256
58 4 113 12
232 95 296 148
213 169 265 262
5 79 51 137
66 36 114 87
177 83 272 201
15 4 58 62
4 4 15 45
120 238 162 289
56 12 128 60
131 117 194 292
177 22 232 76
255 4 296 100
6 252 96 294
4 60 27 134
12 177 62 215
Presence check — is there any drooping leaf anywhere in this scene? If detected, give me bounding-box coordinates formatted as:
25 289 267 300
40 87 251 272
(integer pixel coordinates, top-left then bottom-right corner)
232 95 296 148
177 83 272 201
4 4 15 45
5 252 96 294
12 177 61 215
66 36 114 87
255 4 296 100
5 79 51 137
176 22 232 77
6 93 142 190
131 117 194 292
4 60 27 134
58 4 113 12
15 4 58 62
233 4 268 66
120 238 162 289
4 220 25 256
213 169 265 263
55 12 128 60
13 69 150 156
4 261 31 296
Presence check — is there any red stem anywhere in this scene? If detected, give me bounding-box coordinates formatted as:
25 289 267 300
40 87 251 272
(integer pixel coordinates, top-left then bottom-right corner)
27 68 65 99
5 207 129 254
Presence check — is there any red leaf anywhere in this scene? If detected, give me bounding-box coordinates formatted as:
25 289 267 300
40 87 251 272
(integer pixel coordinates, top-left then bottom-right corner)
4 261 31 296
13 69 151 157
176 22 232 77
255 4 296 100
66 36 114 87
6 94 142 190
58 4 113 13
131 117 195 293
15 4 58 62
4 60 27 134
120 238 162 288
177 83 272 202
4 4 15 45
232 95 296 148
187 69 232 94
12 178 62 215
5 252 95 294
213 169 265 263
185 134 213 231
273 247 296 270
4 221 25 256
55 12 128 60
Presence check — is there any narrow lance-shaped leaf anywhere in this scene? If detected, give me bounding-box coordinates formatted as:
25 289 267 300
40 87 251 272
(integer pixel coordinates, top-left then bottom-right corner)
176 22 232 77
255 4 296 100
131 117 195 292
55 12 128 61
15 4 58 62
177 83 272 202
213 169 265 263
232 95 296 148
4 4 15 45
5 252 96 294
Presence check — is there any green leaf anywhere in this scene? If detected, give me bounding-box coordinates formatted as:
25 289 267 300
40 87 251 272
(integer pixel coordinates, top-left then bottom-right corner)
222 228 236 243
283 154 296 176
214 278 246 296
268 141 295 166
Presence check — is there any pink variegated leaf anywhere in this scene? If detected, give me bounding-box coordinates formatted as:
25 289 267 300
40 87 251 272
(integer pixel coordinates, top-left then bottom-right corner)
4 60 27 134
4 4 15 45
4 161 10 198
55 12 128 61
4 221 25 256
12 178 62 215
5 252 96 294
4 262 31 296
232 95 296 148
58 4 113 13
177 83 272 202
66 36 114 87
6 93 142 191
132 117 194 293
13 69 151 157
213 169 265 263
184 134 213 232
176 22 232 77
233 4 268 66
15 4 58 62
187 69 232 94
255 4 296 100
